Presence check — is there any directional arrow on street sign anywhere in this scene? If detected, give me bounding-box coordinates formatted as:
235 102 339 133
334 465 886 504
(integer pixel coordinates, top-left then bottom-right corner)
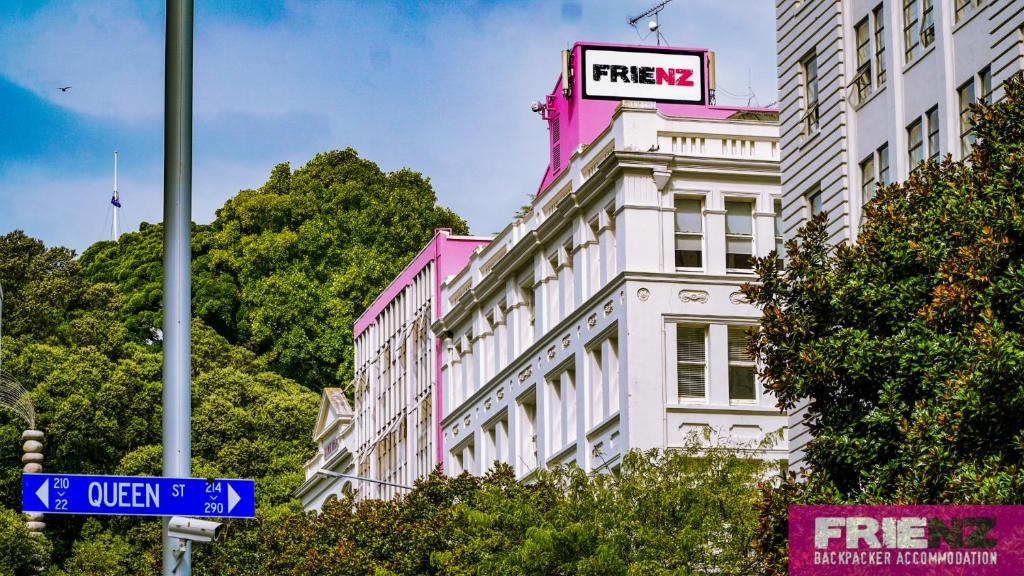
22 473 255 518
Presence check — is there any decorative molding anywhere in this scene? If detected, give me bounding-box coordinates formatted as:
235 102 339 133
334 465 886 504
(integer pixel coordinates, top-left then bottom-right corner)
729 291 749 305
652 169 671 191
547 346 556 359
637 287 651 301
496 388 505 400
678 289 709 303
518 365 533 382
604 300 614 316
452 424 460 437
562 335 571 349
464 416 471 427
484 398 492 410
587 314 597 328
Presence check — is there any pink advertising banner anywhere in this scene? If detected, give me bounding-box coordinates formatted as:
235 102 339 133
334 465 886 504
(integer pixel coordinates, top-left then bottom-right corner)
789 505 1024 575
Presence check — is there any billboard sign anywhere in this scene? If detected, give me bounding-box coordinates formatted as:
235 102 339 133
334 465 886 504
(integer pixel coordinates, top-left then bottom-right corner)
581 45 705 104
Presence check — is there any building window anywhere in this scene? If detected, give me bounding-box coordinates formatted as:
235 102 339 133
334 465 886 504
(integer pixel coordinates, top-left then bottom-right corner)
607 336 619 415
603 203 617 279
903 0 933 62
483 414 508 470
546 251 560 327
800 52 819 135
517 392 538 474
907 117 924 168
874 4 887 86
724 200 754 270
773 200 784 269
674 198 703 268
860 154 876 207
676 326 706 400
546 367 576 454
959 78 977 157
587 216 601 298
955 0 985 23
728 327 756 401
588 344 603 428
878 143 890 185
926 106 940 162
808 186 823 217
854 17 872 101
561 240 574 318
980 66 992 104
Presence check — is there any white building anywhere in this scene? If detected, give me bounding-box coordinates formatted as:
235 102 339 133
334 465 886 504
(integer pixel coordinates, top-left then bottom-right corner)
294 388 355 511
433 43 788 479
776 0 1024 470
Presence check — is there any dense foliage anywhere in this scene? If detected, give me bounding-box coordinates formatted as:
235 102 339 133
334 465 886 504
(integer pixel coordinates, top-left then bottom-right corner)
746 74 1024 574
0 150 468 573
199 441 777 576
79 149 468 389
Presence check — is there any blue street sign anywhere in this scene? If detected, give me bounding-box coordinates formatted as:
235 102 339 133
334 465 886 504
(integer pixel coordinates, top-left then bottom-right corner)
22 473 255 518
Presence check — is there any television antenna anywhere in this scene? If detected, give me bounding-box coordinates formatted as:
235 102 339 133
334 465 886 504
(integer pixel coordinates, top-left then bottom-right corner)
628 0 675 46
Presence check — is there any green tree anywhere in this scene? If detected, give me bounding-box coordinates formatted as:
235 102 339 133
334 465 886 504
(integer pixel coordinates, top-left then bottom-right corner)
0 506 50 576
746 74 1024 574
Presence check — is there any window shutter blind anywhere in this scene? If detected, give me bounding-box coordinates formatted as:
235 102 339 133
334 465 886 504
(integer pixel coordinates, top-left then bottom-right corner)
676 326 706 398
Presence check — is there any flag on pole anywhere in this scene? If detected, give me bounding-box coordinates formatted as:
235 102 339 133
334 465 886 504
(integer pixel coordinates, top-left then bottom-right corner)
110 196 121 208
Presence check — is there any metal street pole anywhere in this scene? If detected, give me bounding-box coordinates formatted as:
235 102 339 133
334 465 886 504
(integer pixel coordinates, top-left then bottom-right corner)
162 1 193 575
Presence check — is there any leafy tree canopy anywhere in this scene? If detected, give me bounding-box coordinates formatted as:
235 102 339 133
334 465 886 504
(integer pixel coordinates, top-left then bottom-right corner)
747 74 1024 573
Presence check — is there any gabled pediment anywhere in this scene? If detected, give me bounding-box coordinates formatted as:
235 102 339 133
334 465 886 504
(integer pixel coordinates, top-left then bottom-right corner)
313 388 353 442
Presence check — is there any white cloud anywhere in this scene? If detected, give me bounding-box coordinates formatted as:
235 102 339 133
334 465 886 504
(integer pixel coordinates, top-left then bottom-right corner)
0 0 778 249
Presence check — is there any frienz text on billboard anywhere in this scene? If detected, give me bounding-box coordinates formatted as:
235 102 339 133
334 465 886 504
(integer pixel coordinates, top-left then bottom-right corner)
581 46 705 105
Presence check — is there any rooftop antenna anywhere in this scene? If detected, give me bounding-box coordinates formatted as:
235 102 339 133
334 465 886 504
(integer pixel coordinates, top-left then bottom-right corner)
111 150 121 241
629 0 675 46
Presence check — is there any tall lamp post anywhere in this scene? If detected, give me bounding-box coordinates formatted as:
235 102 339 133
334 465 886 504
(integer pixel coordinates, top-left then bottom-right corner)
162 1 194 575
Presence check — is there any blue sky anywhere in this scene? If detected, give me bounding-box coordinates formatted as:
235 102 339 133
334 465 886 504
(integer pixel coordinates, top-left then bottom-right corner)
0 0 776 253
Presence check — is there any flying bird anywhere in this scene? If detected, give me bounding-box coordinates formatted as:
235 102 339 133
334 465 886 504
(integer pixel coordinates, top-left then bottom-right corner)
58 86 71 92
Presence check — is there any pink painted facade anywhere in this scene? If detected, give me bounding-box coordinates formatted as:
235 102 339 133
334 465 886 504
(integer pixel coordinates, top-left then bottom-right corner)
350 229 489 498
536 42 778 196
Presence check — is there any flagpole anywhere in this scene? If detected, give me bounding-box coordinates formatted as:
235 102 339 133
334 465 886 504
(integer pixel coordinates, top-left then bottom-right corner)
112 151 120 241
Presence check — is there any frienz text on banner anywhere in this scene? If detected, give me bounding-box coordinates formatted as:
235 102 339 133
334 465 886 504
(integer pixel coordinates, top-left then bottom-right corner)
581 46 704 104
789 505 1024 575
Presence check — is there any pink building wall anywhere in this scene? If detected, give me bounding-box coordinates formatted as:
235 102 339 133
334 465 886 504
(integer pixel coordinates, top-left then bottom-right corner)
536 41 778 196
353 229 489 463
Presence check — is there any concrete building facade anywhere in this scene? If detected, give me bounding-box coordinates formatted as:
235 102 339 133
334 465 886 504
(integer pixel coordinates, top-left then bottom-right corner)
433 43 789 479
776 0 1024 470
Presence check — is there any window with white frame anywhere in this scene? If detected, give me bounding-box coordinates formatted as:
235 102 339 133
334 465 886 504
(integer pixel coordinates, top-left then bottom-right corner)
907 116 924 168
561 240 574 317
724 200 754 270
903 0 933 63
860 154 875 208
518 275 535 352
546 366 576 454
807 186 823 217
483 413 508 470
954 0 986 23
873 4 886 86
860 143 890 222
674 198 703 268
607 335 619 414
926 106 939 162
878 143 890 186
800 51 819 135
588 344 603 428
854 17 872 102
773 200 784 270
676 325 706 400
483 310 496 381
517 391 538 473
728 327 756 401
959 77 977 157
